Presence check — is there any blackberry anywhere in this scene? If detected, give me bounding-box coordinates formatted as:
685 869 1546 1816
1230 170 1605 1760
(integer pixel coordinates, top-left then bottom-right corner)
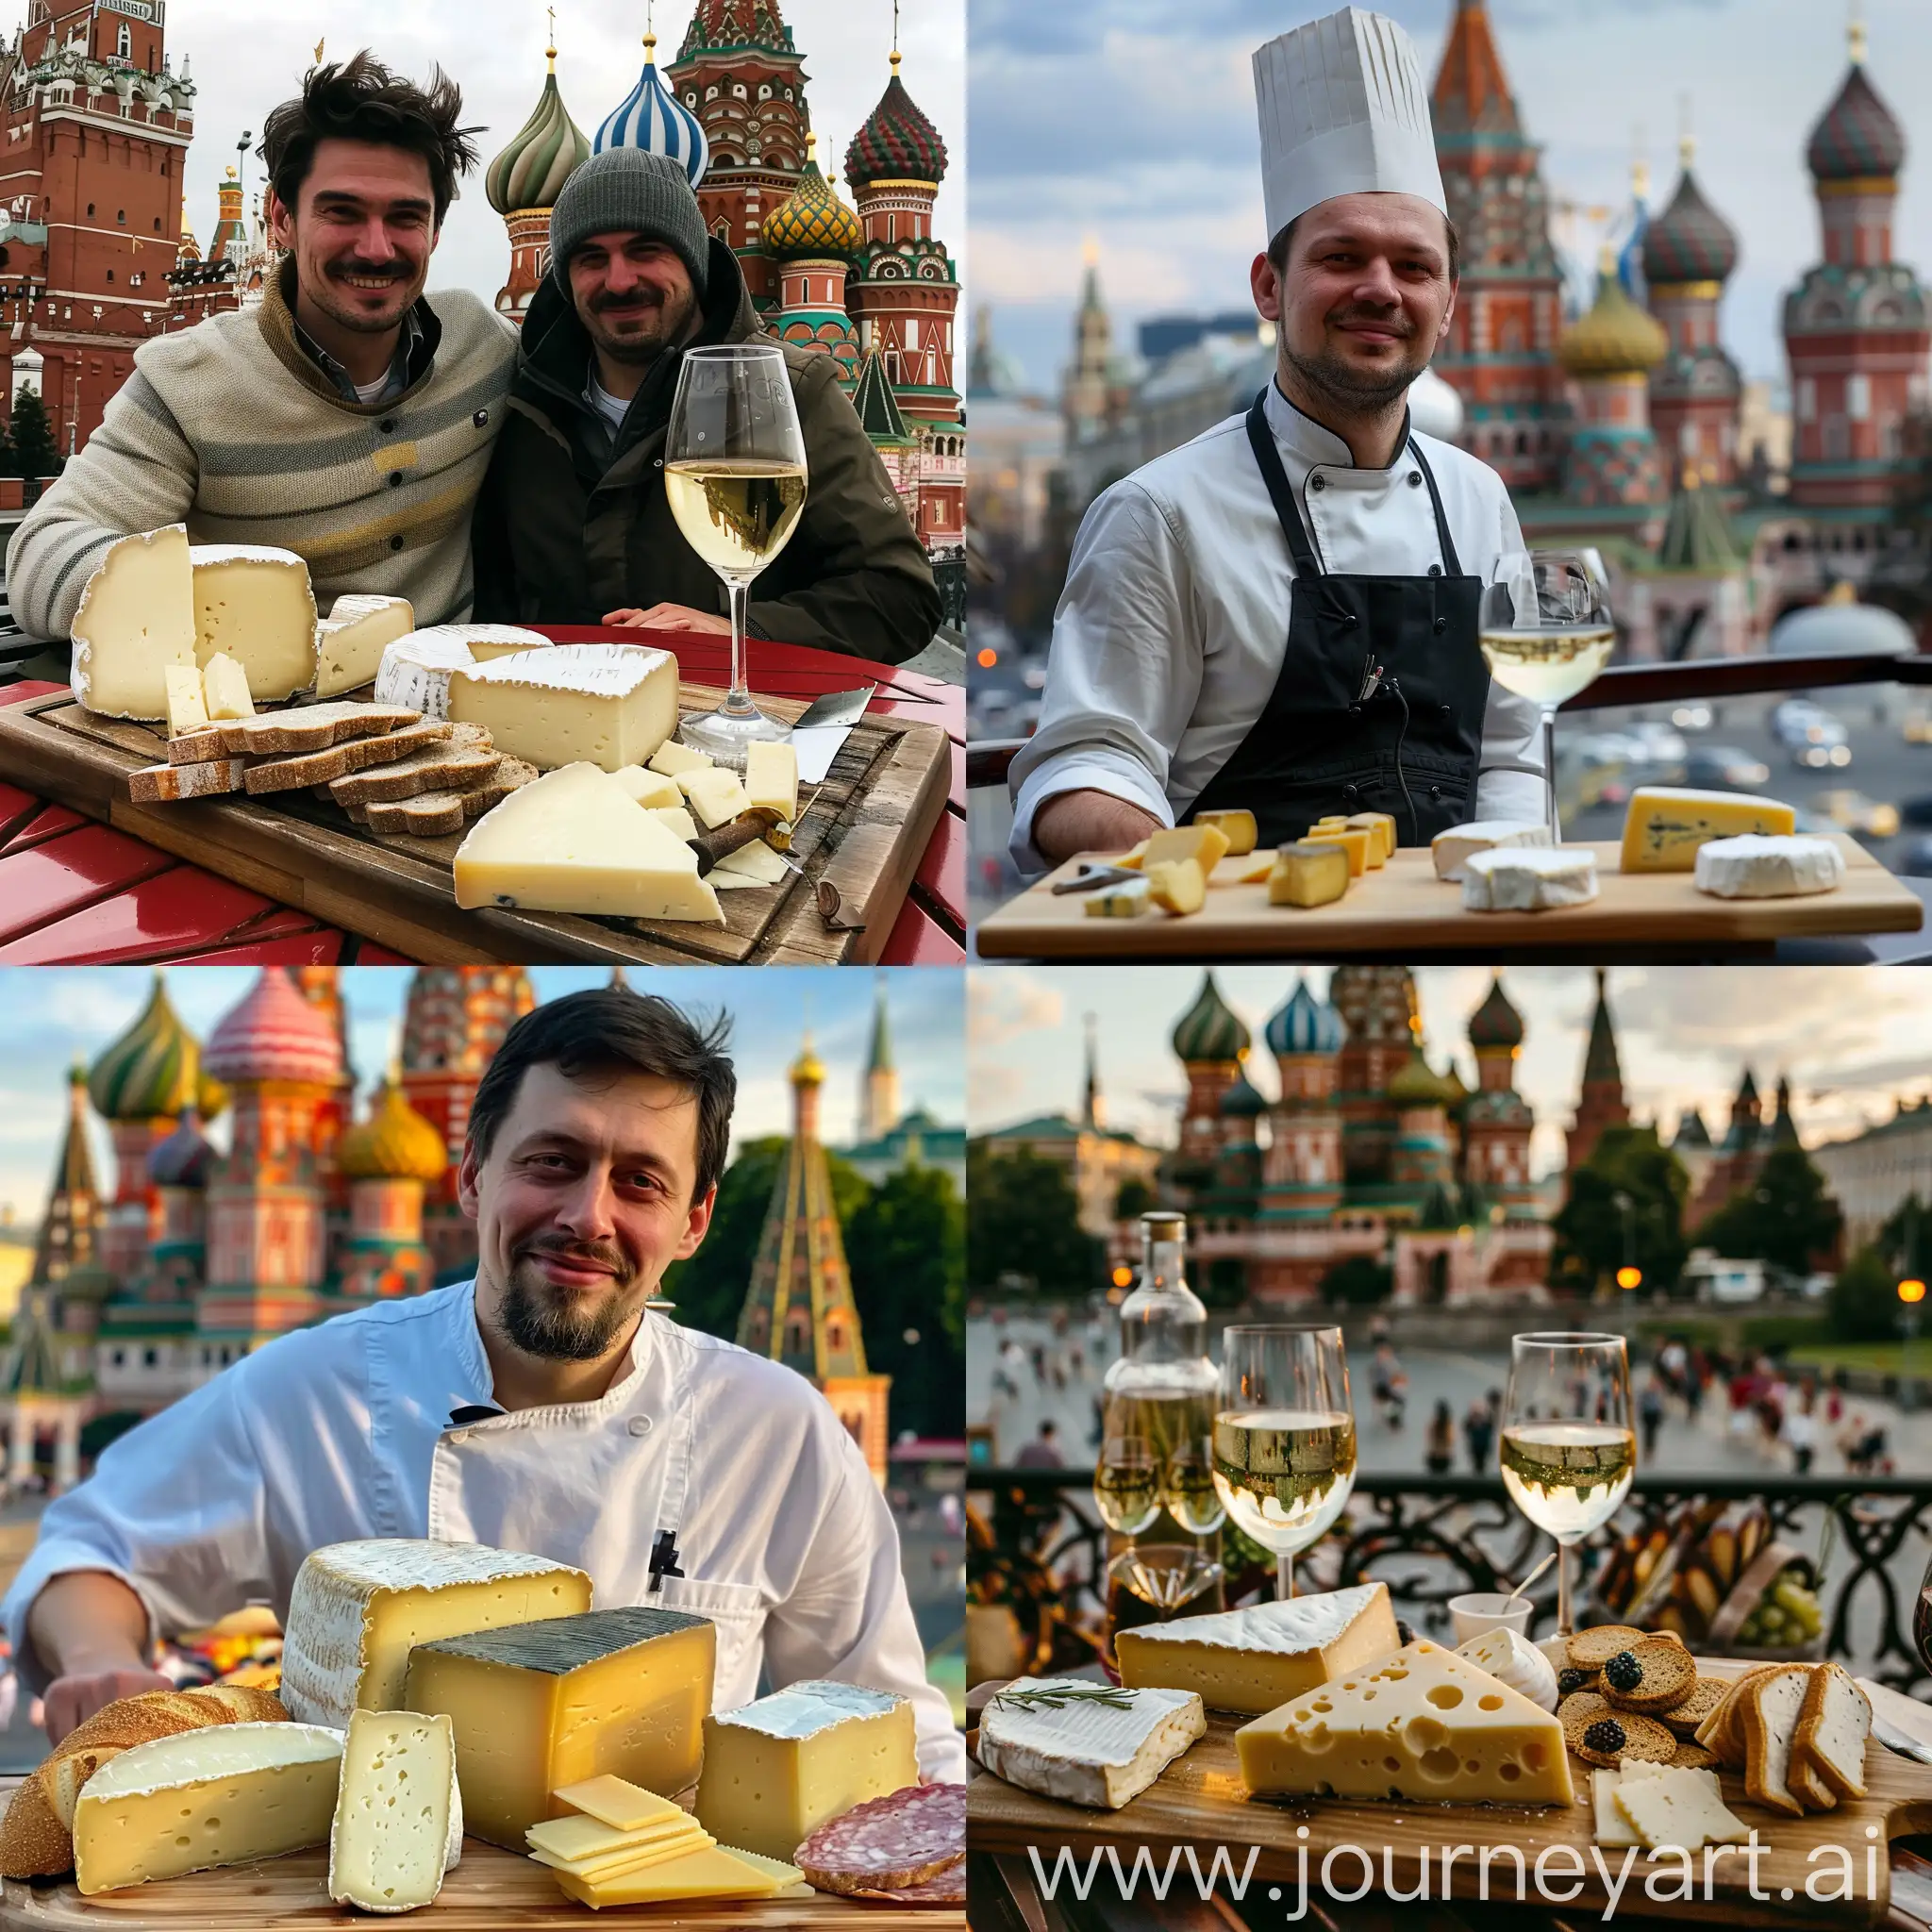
1583 1718 1626 1755
1604 1650 1643 1693
1557 1668 1591 1696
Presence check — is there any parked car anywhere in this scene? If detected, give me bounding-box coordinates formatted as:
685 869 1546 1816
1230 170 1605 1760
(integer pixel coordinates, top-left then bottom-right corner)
1685 745 1771 791
1894 836 1932 876
1671 703 1715 732
1812 789 1900 839
1771 698 1852 768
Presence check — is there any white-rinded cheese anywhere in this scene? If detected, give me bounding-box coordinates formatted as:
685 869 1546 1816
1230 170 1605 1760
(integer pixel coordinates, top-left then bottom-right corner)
315 593 417 699
448 642 677 773
712 839 788 885
1236 1640 1574 1807
743 740 798 821
1613 1765 1748 1851
1621 786 1798 871
279 1537 592 1729
1456 1626 1558 1712
1692 832 1845 899
648 741 713 778
453 763 724 923
1461 844 1599 911
163 663 209 737
374 625 553 718
74 1721 345 1894
201 651 255 721
1431 819 1553 882
327 1708 462 1911
1115 1582 1400 1715
977 1679 1206 1810
611 764 685 809
70 524 198 719
191 543 318 701
682 765 753 829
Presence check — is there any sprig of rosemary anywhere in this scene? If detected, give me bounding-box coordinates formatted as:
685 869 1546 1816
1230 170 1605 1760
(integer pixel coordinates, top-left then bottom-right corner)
992 1684 1139 1713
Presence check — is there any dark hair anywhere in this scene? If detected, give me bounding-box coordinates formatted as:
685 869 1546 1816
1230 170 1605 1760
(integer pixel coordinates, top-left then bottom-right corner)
260 52 482 225
1269 208 1461 285
466 990 737 1201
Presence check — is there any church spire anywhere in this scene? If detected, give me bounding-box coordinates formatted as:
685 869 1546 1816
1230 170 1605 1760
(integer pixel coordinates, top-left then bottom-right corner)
862 981 900 1141
1082 1012 1105 1132
31 1064 102 1289
1582 967 1624 1092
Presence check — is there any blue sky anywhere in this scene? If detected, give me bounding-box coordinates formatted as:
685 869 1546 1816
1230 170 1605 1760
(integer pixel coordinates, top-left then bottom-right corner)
0 968 964 1229
970 0 1932 395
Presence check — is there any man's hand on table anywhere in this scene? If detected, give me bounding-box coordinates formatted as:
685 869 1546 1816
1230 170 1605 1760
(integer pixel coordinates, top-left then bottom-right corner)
43 1663 175 1744
27 1570 166 1743
603 603 732 635
1032 789 1164 868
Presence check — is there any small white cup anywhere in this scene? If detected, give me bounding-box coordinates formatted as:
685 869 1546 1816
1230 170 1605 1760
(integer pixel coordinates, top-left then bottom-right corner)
1448 1591 1533 1645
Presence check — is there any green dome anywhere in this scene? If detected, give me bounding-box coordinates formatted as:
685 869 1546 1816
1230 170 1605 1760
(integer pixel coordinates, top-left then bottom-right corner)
1171 973 1249 1064
762 141 862 259
485 55 591 216
1388 1048 1457 1108
88 974 226 1124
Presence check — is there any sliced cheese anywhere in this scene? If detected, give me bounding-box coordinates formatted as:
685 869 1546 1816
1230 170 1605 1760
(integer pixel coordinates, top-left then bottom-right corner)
743 740 799 821
1115 1583 1399 1716
695 1680 917 1865
315 593 417 699
554 1774 690 1834
648 740 714 778
1194 808 1257 856
1613 1766 1748 1851
449 643 676 773
327 1708 461 1912
1269 841 1350 908
163 662 210 737
1235 1639 1574 1807
453 764 725 924
1620 787 1797 873
611 764 685 809
711 839 788 884
977 1679 1206 1810
190 543 317 701
1143 823 1231 877
374 625 556 717
70 524 198 720
528 1807 703 1864
682 765 753 829
279 1538 592 1730
528 1826 715 1882
405 1605 715 1852
74 1721 344 1895
1692 833 1845 899
201 650 256 721
1461 845 1598 911
550 1842 796 1907
1591 1767 1639 1847
1430 820 1553 882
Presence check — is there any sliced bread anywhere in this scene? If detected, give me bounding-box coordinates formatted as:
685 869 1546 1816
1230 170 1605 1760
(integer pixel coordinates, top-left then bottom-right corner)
1741 1666 1812 1818
1794 1660 1871 1803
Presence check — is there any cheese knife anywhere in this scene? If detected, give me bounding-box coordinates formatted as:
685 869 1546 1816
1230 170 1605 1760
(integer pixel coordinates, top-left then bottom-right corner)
789 685 875 784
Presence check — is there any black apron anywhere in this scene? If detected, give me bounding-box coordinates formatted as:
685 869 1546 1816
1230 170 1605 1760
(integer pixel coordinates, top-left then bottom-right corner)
1184 391 1491 850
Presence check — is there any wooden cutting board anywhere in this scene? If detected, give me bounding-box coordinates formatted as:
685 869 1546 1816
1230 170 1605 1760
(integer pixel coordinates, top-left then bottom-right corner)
0 685 949 966
974 838 1924 960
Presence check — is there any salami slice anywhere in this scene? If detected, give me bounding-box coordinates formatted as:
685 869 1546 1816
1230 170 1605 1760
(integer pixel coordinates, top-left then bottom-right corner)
796 1782 965 1896
854 1862 967 1906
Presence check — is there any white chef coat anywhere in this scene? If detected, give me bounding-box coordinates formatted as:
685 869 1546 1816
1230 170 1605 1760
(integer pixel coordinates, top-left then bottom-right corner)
1008 381 1546 871
2 1280 963 1781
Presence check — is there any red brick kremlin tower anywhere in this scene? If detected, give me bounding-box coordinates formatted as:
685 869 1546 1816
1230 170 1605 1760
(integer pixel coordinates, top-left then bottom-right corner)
1783 18 1929 511
1462 975 1537 1213
1331 967 1423 1189
1566 968 1631 1170
0 0 200 454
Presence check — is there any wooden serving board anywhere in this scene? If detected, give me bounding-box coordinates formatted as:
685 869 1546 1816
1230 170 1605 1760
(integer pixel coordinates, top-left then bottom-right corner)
0 1841 960 1929
974 838 1925 961
0 684 949 966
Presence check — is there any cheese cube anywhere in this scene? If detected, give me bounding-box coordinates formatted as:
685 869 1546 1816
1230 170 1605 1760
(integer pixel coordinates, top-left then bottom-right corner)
1461 845 1599 911
200 651 256 721
1194 808 1257 856
550 1843 797 1907
1115 1584 1400 1715
314 593 417 699
611 764 685 809
74 1721 345 1894
977 1679 1206 1810
1431 820 1553 882
1141 823 1231 877
695 1680 917 1864
191 544 318 701
327 1708 461 1911
1299 825 1371 877
1145 856 1206 915
1269 842 1351 908
744 740 799 821
453 764 725 924
1084 880 1152 917
406 1605 714 1852
163 663 210 738
1347 811 1397 862
648 740 714 778
1236 1640 1574 1807
448 643 677 773
70 524 198 720
279 1538 592 1730
1620 787 1797 873
682 765 753 830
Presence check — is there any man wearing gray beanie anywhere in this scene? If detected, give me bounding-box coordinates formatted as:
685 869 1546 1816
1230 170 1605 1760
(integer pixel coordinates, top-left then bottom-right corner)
472 148 941 664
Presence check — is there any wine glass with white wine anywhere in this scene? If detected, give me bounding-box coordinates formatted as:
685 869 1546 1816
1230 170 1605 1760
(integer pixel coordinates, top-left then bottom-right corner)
1213 1325 1356 1601
1499 1332 1635 1639
1093 1433 1162 1541
1478 550 1616 845
663 342 808 767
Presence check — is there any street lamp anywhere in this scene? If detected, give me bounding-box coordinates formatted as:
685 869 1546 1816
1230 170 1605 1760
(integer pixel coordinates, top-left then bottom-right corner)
1617 1266 1643 1291
1612 1189 1638 1299
1900 1277 1924 1407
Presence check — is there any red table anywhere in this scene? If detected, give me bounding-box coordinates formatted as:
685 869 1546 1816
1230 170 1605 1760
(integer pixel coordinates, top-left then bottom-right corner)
0 628 965 966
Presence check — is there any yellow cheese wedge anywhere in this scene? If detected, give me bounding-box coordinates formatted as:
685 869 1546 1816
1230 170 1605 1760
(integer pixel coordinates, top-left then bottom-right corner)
1346 811 1396 863
201 651 256 721
1194 808 1257 856
554 1775 688 1833
1299 826 1370 877
610 764 685 809
1111 838 1151 872
1268 843 1351 908
1141 823 1231 876
744 740 799 821
1145 857 1206 915
549 1842 797 1907
1234 854 1275 885
1620 787 1797 873
164 663 210 737
647 740 713 779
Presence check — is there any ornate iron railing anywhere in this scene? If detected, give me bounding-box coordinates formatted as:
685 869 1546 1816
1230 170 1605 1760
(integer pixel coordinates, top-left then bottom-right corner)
967 1467 1932 1688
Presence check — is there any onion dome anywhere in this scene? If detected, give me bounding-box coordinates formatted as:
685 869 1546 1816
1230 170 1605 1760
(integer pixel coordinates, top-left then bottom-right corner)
845 52 948 192
1220 1070 1268 1119
1171 973 1249 1064
1770 585 1916 658
1807 31 1905 184
1407 366 1465 443
203 968 343 1088
1642 151 1739 287
338 1082 447 1185
762 134 862 258
1559 257 1668 377
149 1105 214 1189
486 42 591 215
1265 979 1343 1057
791 1036 825 1089
594 28 708 185
89 974 225 1123
1468 975 1524 1052
1388 1049 1457 1109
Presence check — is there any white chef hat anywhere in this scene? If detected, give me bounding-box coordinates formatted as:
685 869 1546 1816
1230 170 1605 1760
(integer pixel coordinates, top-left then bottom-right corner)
1253 7 1447 243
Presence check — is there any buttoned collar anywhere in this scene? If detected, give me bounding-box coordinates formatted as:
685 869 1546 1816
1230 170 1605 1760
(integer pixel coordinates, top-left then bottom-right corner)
449 1277 664 1423
1266 376 1414 478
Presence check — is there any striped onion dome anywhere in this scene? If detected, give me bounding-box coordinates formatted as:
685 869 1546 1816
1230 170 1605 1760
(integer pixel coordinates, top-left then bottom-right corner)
204 968 343 1089
149 1105 215 1189
1265 978 1343 1057
486 46 591 215
762 135 862 258
1468 974 1524 1051
1171 973 1249 1065
1559 258 1668 377
1642 158 1739 287
337 1082 447 1185
1387 1048 1458 1108
88 974 226 1123
594 30 708 185
1807 44 1905 183
845 53 948 192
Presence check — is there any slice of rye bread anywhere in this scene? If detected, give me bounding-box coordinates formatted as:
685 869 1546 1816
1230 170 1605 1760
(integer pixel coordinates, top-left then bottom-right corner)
1569 1625 1647 1672
1663 1677 1727 1738
351 758 537 836
1741 1666 1814 1817
208 701 421 758
129 757 248 802
243 717 453 794
326 724 498 806
1793 1660 1871 1803
1603 1635 1699 1715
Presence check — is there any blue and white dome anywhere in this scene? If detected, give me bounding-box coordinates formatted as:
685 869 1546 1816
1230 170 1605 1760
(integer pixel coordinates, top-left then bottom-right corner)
594 30 708 185
1266 979 1343 1058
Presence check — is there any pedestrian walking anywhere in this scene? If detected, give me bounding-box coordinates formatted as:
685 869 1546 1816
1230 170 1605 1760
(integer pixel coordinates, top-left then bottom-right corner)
1425 1400 1455 1475
1462 1394 1495 1474
1639 1375 1665 1459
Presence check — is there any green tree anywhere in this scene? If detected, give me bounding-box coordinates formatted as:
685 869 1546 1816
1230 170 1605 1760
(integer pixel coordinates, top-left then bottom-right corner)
1551 1124 1690 1295
1876 1194 1932 1281
1114 1176 1155 1222
1695 1143 1842 1276
9 389 58 480
966 1141 1104 1296
1321 1255 1393 1307
1204 1256 1247 1308
846 1164 965 1438
1828 1244 1904 1343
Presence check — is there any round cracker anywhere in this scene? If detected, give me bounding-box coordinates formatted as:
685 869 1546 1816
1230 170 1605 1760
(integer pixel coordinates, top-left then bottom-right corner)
1569 1624 1647 1671
1604 1636 1700 1714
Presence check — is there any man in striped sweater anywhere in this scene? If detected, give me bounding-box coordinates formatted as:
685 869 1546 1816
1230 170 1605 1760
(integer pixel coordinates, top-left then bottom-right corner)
7 53 517 644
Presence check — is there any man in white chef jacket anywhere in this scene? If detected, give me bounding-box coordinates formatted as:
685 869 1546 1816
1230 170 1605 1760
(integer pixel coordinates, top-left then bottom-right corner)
1010 6 1545 871
3 989 963 1782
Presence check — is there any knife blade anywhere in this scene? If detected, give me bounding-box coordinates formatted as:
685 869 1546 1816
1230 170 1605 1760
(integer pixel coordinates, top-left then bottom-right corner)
790 684 874 784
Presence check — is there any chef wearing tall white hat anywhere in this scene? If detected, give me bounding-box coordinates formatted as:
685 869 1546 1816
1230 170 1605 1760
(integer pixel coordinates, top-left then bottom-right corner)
1008 6 1545 870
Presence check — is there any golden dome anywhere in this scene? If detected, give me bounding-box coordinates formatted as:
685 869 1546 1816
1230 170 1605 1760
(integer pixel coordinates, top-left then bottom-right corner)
791 1037 826 1089
337 1082 447 1184
761 135 863 260
1559 256 1669 378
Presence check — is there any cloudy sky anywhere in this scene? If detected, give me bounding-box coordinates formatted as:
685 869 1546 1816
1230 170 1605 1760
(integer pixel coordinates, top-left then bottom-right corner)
970 0 1932 396
0 967 964 1229
165 0 963 313
969 966 1932 1179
